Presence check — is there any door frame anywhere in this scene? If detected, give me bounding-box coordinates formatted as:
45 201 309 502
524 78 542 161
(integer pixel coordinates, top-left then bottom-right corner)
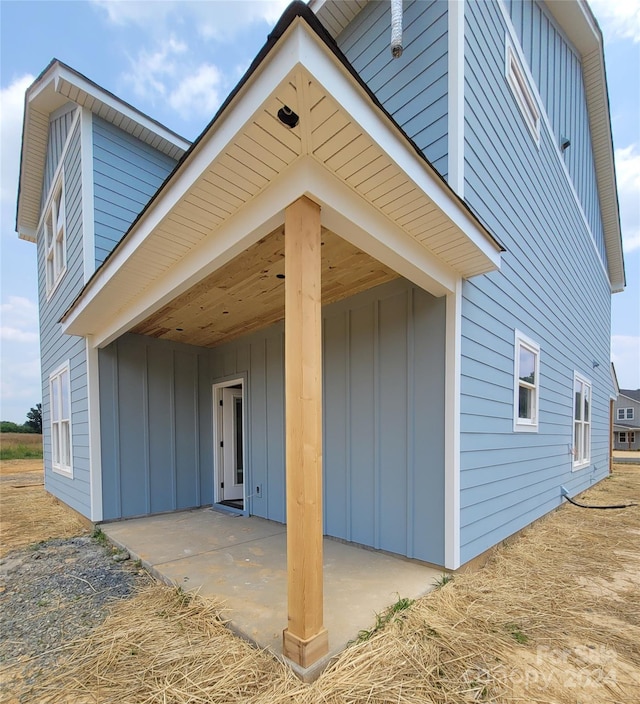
212 375 248 513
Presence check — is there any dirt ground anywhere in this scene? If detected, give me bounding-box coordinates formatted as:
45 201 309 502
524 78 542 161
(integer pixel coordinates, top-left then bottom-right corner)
0 459 89 558
1 459 639 703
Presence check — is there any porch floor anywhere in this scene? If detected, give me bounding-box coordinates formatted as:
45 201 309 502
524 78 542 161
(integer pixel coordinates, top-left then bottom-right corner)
101 508 443 677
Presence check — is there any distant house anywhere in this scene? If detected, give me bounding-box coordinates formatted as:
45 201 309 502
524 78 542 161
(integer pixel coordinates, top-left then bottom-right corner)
16 0 624 668
613 390 640 451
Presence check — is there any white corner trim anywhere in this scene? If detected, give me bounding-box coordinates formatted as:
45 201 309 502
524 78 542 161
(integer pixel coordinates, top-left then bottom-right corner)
444 278 462 569
447 0 465 197
81 109 95 284
86 338 103 522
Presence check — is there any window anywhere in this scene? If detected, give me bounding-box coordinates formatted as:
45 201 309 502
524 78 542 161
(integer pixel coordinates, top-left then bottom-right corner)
45 174 66 297
573 374 591 469
506 40 540 144
50 362 72 475
617 407 634 420
513 330 540 432
619 432 635 445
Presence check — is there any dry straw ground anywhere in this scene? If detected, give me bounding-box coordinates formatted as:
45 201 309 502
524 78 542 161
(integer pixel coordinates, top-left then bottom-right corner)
2 459 639 703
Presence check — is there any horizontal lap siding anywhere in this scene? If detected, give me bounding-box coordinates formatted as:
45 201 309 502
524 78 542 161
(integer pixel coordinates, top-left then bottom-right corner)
508 0 606 265
210 279 446 563
460 0 612 563
336 0 449 177
38 120 91 518
92 117 177 267
98 335 213 520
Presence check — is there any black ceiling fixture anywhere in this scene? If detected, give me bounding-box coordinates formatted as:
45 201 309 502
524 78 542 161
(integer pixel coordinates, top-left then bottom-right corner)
277 105 299 128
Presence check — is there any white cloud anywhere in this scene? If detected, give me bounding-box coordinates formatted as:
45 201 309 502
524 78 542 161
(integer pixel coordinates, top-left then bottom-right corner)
0 75 34 209
124 36 187 102
615 144 640 253
169 64 223 118
92 0 290 39
0 296 40 421
590 0 640 43
612 335 640 389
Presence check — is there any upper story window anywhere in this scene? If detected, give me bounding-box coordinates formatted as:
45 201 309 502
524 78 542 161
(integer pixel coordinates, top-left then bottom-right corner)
50 361 72 476
505 40 540 146
573 374 591 470
617 407 634 421
45 173 66 298
513 330 540 432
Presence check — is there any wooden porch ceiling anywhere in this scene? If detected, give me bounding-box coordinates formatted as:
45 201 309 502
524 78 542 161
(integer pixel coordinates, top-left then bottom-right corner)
130 226 397 348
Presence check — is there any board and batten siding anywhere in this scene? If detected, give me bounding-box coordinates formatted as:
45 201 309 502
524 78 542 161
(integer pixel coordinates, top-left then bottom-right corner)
98 280 446 563
505 0 606 265
459 0 612 563
41 104 77 209
92 116 178 267
336 0 449 177
211 279 447 564
98 334 214 520
38 118 92 518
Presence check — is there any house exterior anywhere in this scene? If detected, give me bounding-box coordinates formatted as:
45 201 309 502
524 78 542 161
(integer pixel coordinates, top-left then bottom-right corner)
613 390 640 451
16 0 624 668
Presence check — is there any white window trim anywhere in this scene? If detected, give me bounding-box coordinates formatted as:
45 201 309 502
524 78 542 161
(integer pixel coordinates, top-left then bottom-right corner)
572 372 592 471
44 170 67 300
50 361 73 477
513 330 540 432
505 38 540 147
617 408 625 420
618 407 634 420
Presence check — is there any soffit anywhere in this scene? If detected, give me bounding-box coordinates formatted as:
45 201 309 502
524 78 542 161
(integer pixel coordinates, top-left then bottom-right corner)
17 61 189 239
62 15 502 347
130 226 397 347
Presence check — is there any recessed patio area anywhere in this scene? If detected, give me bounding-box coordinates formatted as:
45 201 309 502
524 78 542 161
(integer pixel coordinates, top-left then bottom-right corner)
101 508 443 679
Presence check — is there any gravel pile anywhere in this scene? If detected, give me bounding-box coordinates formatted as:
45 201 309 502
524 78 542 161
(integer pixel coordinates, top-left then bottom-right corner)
0 535 147 693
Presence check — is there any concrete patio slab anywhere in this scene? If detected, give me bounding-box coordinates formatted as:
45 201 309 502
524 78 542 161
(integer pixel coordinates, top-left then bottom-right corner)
101 508 443 678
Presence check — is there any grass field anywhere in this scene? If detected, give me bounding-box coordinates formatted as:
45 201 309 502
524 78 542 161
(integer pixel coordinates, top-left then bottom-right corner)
0 432 43 460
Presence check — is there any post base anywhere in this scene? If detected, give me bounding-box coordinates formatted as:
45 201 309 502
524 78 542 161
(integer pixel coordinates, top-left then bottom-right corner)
282 627 329 668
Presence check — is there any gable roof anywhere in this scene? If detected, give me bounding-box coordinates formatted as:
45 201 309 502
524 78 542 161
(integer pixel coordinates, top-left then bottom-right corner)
311 0 624 293
16 59 190 242
619 390 640 403
60 1 503 348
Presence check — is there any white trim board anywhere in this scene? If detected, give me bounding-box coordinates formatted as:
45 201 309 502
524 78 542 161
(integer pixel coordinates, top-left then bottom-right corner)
447 0 465 197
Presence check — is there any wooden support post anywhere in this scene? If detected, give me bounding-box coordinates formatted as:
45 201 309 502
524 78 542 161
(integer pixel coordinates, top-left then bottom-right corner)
282 196 328 668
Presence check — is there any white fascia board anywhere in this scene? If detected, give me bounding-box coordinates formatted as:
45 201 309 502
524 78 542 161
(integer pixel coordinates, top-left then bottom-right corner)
18 227 37 243
304 159 456 296
52 65 189 151
296 27 502 268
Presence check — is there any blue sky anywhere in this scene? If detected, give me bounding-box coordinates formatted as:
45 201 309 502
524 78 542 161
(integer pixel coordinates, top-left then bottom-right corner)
1 0 639 422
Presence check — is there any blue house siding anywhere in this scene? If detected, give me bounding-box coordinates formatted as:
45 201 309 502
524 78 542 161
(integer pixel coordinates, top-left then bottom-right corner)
459 0 612 563
98 279 446 563
92 117 178 267
336 0 449 177
98 334 214 520
505 0 606 266
38 118 91 519
210 279 447 564
42 105 77 208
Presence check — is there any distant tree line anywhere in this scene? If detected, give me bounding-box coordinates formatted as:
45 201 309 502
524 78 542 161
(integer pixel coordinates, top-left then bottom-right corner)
1 404 42 434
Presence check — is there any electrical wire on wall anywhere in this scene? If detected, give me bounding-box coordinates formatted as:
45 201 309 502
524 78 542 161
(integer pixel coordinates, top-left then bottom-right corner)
563 494 637 510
